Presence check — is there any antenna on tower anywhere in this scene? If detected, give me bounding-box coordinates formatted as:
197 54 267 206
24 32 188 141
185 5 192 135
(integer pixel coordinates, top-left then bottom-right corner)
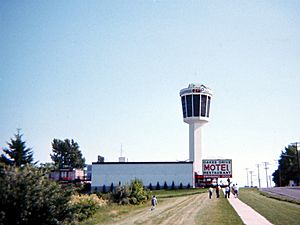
119 144 125 162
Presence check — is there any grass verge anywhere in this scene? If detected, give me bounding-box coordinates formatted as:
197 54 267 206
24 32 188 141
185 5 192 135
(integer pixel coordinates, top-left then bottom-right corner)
196 192 244 225
239 188 300 225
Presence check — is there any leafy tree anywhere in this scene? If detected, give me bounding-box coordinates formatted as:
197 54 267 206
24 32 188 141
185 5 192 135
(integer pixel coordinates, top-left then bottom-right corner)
0 164 73 225
0 130 34 167
50 139 85 169
273 145 300 186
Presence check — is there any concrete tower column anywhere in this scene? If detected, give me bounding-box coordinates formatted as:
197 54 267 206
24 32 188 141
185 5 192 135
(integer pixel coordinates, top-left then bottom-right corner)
189 123 203 174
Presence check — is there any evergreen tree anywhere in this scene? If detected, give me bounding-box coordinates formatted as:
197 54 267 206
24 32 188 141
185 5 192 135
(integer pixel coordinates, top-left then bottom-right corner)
50 139 85 169
0 130 34 167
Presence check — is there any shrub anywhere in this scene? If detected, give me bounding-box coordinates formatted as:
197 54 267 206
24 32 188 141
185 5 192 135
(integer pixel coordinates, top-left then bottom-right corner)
149 183 153 190
111 179 150 205
69 194 106 222
156 182 160 190
129 179 150 204
112 185 131 204
171 181 175 190
110 183 114 192
102 185 107 193
163 181 168 190
0 164 73 225
179 182 183 189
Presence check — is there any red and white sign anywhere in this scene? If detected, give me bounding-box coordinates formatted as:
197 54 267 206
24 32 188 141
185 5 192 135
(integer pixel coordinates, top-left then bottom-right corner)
202 159 232 178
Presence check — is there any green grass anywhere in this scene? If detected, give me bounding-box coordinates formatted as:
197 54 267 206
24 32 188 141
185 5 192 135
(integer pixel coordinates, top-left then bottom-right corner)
239 188 300 225
196 192 244 225
80 203 148 225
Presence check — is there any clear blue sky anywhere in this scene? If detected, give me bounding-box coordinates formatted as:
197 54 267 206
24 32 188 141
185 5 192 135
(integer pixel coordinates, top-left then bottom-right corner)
1 1 299 187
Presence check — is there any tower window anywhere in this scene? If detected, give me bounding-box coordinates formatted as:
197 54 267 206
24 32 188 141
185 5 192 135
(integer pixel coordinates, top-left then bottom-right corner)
201 95 207 117
193 95 200 117
186 95 192 117
207 96 211 117
181 96 187 118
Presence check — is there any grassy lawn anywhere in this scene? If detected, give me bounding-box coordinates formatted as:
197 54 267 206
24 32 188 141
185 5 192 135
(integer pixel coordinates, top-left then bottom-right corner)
196 192 244 225
81 203 148 225
239 188 300 225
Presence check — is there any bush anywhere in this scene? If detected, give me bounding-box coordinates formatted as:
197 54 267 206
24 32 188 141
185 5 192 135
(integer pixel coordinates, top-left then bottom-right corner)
179 182 183 189
0 164 73 225
102 185 107 193
156 182 160 190
149 183 153 190
110 183 114 192
163 181 168 190
171 181 175 190
112 185 131 204
129 179 150 204
69 194 106 222
111 179 150 205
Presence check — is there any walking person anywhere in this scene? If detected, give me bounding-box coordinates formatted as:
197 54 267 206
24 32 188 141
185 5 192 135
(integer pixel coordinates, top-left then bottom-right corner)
208 186 213 199
225 185 230 198
232 184 239 198
151 195 157 210
216 185 220 198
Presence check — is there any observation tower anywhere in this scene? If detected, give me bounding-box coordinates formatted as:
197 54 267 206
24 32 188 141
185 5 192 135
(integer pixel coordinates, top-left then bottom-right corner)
179 83 213 176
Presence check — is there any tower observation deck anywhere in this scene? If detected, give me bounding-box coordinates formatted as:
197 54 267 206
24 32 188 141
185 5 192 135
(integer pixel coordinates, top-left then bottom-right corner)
179 83 213 176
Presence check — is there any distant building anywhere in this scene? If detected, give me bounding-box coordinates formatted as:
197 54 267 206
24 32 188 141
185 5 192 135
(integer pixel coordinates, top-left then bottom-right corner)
91 161 193 191
49 167 84 182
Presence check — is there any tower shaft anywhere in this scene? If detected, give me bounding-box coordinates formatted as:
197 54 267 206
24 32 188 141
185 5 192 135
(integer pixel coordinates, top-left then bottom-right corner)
189 123 203 174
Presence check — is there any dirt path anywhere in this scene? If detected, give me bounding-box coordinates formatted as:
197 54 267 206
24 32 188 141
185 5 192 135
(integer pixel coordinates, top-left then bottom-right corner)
105 193 208 225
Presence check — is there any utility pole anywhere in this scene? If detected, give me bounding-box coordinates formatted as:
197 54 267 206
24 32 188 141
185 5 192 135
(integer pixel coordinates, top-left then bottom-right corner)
245 168 249 187
262 162 269 188
256 164 261 188
249 170 254 187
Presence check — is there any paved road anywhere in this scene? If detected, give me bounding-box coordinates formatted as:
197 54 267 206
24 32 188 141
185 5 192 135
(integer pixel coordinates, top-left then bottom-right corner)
260 187 300 201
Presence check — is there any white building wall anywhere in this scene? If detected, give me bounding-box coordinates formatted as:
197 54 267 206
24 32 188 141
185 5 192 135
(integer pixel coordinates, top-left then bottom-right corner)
92 162 193 189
